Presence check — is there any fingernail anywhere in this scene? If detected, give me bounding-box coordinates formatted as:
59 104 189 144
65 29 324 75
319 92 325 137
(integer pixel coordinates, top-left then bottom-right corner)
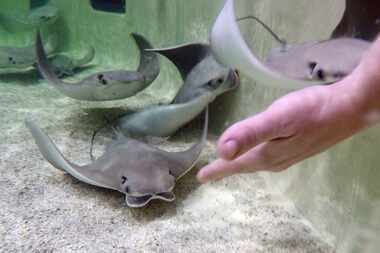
220 140 239 160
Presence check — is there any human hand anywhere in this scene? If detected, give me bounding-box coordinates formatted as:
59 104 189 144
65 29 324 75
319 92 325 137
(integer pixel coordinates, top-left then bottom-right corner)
197 36 380 183
197 68 380 183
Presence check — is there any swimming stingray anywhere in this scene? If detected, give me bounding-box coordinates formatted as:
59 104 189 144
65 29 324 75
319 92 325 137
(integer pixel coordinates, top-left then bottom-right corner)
0 38 56 71
36 31 159 101
25 108 208 208
48 46 95 78
0 4 58 31
115 42 239 137
209 0 371 89
265 38 370 83
236 16 369 82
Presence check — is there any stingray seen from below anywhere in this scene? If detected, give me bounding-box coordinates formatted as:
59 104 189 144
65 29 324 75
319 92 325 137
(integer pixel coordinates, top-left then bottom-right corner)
210 0 371 89
36 31 160 101
26 108 208 208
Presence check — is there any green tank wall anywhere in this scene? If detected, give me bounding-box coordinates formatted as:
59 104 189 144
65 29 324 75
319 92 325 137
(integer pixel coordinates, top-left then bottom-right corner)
1 0 379 251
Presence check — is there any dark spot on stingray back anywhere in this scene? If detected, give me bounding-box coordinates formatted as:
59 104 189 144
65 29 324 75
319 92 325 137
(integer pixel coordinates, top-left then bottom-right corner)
308 62 317 74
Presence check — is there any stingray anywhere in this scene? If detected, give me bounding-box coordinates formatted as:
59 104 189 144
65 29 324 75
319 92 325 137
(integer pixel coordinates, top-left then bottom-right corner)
117 91 215 138
26 108 208 208
36 31 160 101
241 15 371 83
265 38 370 83
0 37 56 71
0 4 58 31
48 46 95 78
209 0 371 89
114 42 239 137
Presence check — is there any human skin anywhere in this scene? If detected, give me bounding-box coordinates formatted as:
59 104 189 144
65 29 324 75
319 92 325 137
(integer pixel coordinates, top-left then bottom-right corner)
197 36 380 183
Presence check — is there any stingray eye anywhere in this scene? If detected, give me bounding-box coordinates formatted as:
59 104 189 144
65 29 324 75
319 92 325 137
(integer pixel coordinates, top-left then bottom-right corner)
316 69 325 80
207 77 224 89
8 57 13 63
169 170 174 177
121 176 127 184
98 74 108 85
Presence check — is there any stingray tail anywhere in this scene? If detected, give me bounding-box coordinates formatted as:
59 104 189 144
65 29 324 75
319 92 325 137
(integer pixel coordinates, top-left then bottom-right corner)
25 118 111 189
130 33 160 84
35 31 68 87
237 15 287 48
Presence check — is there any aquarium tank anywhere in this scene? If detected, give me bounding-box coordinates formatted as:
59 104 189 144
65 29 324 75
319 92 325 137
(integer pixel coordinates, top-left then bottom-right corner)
0 0 379 252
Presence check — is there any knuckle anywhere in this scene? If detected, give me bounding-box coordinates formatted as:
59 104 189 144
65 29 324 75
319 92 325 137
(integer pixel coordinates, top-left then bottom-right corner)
255 146 275 169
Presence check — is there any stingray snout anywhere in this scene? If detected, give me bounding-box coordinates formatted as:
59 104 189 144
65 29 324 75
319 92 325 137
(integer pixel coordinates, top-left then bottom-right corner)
228 69 241 89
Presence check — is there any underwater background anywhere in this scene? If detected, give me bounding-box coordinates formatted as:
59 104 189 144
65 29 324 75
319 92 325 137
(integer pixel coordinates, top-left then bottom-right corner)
0 0 379 252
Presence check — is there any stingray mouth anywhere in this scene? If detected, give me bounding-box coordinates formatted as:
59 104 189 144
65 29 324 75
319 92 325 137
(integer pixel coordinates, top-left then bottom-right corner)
228 69 241 89
125 192 176 207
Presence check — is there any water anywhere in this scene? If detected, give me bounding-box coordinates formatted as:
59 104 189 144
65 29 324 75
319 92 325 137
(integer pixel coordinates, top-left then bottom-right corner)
0 0 379 252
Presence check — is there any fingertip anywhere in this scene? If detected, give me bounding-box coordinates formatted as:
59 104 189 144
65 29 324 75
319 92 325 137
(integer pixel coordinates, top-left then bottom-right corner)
197 159 242 183
196 171 208 183
196 167 214 183
197 162 223 183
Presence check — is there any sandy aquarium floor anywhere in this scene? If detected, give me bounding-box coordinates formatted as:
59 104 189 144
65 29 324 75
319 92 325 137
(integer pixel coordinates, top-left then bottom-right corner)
0 74 335 253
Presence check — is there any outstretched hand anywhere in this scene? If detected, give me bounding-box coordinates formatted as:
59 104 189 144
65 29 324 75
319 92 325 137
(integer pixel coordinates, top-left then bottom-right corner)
197 37 380 183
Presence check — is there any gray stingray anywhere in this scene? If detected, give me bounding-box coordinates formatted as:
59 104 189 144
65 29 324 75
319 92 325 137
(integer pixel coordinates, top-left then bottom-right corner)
265 38 370 83
48 46 95 78
115 43 239 137
0 38 56 71
332 0 380 42
25 108 208 208
238 16 370 83
209 0 370 89
36 31 159 101
0 5 58 31
117 91 216 138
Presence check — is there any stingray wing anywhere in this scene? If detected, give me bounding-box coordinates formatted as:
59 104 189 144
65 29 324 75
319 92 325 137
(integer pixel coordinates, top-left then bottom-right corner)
72 46 95 67
25 118 118 190
164 107 209 180
131 33 160 84
147 43 210 81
